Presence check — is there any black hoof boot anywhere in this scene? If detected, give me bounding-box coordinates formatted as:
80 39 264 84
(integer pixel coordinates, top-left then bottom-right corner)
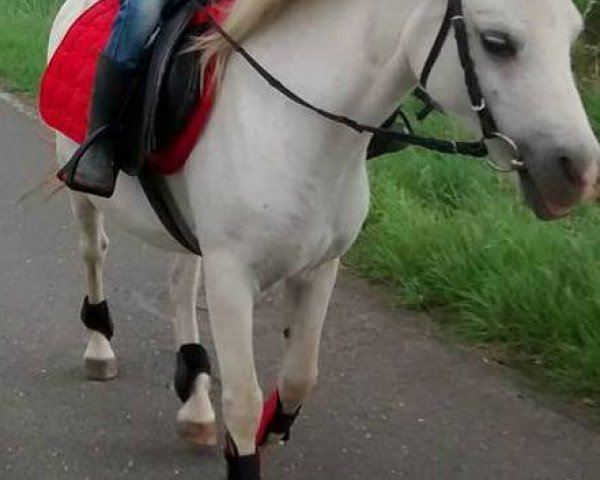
80 296 114 341
174 343 211 403
225 434 261 480
57 54 136 198
80 296 117 381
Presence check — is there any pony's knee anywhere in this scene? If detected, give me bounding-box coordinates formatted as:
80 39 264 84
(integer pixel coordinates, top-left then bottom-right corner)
81 246 105 265
169 255 200 302
223 384 263 424
280 370 318 407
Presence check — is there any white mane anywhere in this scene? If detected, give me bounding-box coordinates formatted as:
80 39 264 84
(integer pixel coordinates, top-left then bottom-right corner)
195 0 295 79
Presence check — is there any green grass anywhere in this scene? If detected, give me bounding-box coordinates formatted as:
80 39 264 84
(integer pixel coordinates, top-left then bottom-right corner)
2 0 600 402
583 82 600 132
347 100 600 400
0 0 62 94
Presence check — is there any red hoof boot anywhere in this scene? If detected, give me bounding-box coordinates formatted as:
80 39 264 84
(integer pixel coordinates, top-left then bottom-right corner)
256 390 301 447
225 434 261 480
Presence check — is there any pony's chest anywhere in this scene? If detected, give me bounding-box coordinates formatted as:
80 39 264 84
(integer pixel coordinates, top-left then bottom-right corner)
248 169 370 285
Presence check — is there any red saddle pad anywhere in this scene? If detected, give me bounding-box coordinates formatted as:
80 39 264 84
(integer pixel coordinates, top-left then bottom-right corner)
39 0 231 175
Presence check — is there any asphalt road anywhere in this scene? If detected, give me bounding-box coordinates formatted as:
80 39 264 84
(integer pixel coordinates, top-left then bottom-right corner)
2 98 600 480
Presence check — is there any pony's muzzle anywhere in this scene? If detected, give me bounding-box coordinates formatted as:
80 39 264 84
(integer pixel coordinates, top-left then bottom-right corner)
519 138 600 219
554 142 600 202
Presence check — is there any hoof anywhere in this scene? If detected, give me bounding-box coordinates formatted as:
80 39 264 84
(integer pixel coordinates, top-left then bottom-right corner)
85 357 118 381
177 420 218 447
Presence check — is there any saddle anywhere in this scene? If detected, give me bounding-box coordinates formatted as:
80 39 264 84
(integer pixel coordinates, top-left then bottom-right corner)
40 0 231 254
125 2 214 254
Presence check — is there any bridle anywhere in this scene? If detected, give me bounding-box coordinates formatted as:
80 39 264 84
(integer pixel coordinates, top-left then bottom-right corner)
204 0 526 173
418 0 525 172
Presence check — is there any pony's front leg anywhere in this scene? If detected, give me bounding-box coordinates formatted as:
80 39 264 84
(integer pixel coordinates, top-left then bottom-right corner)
169 254 217 446
69 193 116 381
257 259 339 447
204 253 262 479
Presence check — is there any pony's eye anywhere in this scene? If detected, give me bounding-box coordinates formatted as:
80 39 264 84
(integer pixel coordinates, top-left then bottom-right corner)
480 31 517 57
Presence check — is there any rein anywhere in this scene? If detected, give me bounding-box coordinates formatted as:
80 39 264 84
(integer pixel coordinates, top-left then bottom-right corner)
205 0 525 172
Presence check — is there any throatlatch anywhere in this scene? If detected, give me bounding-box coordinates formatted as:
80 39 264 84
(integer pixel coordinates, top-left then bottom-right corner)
174 343 212 403
80 296 114 340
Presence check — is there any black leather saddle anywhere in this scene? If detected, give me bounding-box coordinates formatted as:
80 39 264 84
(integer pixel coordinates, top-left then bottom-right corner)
116 1 209 254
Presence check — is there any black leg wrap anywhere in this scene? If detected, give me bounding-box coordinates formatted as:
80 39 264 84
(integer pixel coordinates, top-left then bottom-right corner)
257 390 301 447
225 434 261 480
175 343 211 403
80 296 114 341
226 453 261 480
270 399 300 443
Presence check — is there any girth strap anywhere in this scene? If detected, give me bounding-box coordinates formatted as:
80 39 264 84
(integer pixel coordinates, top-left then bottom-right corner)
138 166 202 255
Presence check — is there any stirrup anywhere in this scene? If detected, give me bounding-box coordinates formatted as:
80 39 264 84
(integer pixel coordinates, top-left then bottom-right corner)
57 126 109 183
57 126 117 198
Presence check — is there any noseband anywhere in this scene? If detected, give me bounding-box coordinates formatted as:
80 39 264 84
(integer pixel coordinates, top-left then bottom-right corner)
205 0 525 172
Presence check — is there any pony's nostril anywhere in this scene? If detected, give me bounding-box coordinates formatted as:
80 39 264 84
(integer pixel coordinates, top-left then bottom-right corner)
559 156 585 189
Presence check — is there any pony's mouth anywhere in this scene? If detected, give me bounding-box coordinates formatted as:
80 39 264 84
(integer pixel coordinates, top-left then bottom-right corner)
519 171 573 221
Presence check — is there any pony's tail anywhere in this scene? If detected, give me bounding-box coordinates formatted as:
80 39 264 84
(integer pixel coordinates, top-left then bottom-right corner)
17 169 65 205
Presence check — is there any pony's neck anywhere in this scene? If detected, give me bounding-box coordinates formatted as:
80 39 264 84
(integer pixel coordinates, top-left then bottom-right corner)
243 0 438 128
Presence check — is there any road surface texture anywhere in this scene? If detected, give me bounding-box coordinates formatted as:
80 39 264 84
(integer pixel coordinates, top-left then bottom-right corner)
2 98 600 480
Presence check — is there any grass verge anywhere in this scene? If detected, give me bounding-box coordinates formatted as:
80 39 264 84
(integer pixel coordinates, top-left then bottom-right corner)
346 102 600 404
351 0 600 405
0 0 62 94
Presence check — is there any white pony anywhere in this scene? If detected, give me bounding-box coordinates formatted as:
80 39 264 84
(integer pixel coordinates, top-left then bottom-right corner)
47 0 599 477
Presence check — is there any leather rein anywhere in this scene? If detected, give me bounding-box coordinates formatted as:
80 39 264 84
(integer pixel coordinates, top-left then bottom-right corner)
205 0 525 172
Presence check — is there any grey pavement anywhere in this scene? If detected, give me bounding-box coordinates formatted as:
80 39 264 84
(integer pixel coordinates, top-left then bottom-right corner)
1 99 600 480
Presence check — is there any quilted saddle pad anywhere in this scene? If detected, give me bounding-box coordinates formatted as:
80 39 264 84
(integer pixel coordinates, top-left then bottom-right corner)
39 0 231 175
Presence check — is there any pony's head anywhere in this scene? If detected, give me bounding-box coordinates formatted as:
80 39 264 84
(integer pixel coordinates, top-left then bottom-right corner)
409 0 600 219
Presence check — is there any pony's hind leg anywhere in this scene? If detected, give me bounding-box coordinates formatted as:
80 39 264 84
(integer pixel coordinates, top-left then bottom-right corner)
69 192 117 381
257 259 339 447
170 254 217 446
